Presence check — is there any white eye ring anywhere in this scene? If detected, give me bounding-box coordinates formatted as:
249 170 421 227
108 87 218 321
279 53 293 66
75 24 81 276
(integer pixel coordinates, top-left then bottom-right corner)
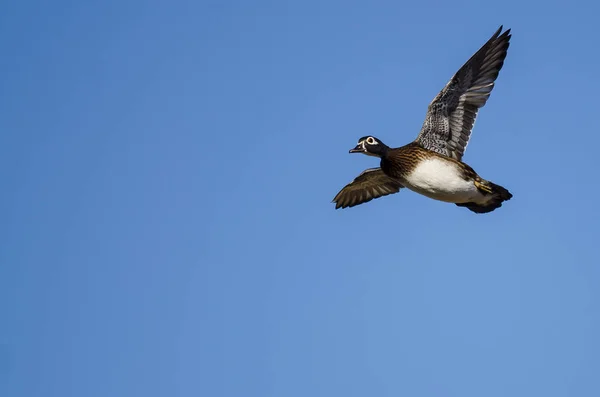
366 137 376 145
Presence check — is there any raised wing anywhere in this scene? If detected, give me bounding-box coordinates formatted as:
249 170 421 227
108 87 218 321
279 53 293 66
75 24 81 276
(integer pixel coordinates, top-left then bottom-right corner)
415 26 511 160
332 168 403 209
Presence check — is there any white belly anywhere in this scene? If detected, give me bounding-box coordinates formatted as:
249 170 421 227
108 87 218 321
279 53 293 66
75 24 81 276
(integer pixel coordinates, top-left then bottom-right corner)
403 158 481 203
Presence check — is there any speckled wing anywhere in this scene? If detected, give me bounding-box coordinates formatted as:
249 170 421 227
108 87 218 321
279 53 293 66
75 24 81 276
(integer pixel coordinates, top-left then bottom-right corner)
333 168 404 209
415 26 511 161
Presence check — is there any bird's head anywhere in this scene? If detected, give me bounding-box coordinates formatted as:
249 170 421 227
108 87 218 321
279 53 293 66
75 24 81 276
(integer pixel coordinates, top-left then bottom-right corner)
349 136 389 157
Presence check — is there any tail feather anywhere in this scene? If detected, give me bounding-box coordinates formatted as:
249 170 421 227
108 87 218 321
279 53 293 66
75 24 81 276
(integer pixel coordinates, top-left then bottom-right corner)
456 180 513 214
488 181 513 201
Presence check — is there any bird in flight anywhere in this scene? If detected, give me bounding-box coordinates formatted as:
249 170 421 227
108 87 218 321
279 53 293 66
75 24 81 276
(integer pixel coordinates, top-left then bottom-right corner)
333 26 512 214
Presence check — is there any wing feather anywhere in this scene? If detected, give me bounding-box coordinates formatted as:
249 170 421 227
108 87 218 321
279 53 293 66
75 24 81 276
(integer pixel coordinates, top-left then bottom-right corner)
332 168 403 209
415 26 511 160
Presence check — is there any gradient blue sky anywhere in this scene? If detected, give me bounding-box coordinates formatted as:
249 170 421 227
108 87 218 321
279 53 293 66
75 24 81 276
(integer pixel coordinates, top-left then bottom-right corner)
2 1 599 396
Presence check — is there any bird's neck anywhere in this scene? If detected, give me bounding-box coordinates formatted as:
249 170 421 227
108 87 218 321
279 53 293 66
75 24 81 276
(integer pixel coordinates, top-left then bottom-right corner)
378 145 390 158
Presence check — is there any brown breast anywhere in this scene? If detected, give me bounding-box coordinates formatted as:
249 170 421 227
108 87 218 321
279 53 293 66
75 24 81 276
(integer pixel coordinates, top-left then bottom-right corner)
381 142 432 179
381 142 479 182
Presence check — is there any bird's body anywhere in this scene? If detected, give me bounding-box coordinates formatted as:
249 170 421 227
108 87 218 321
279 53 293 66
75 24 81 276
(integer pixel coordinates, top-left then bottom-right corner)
402 157 484 204
381 143 511 213
333 26 513 214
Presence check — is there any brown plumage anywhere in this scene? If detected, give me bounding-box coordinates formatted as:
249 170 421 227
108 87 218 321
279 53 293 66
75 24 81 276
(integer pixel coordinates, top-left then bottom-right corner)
332 26 513 213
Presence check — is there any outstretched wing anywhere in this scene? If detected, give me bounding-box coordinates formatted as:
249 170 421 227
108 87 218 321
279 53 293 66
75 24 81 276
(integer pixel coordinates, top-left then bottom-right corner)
332 168 403 209
415 26 511 160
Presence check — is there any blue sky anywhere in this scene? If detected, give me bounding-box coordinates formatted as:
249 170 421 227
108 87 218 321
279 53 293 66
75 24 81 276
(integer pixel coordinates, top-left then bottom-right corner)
2 1 599 396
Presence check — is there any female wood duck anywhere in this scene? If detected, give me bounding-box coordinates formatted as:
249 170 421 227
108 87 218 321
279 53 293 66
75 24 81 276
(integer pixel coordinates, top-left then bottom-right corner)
333 26 513 214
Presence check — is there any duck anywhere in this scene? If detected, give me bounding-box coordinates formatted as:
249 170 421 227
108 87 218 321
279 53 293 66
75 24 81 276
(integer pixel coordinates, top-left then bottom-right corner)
332 26 513 214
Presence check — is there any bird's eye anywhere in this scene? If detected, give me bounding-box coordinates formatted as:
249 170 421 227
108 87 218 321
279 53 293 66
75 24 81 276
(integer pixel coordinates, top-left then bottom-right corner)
366 137 375 145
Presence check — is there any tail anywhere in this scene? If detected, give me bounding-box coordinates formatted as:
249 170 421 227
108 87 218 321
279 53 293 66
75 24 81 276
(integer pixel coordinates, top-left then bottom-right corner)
456 180 513 214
